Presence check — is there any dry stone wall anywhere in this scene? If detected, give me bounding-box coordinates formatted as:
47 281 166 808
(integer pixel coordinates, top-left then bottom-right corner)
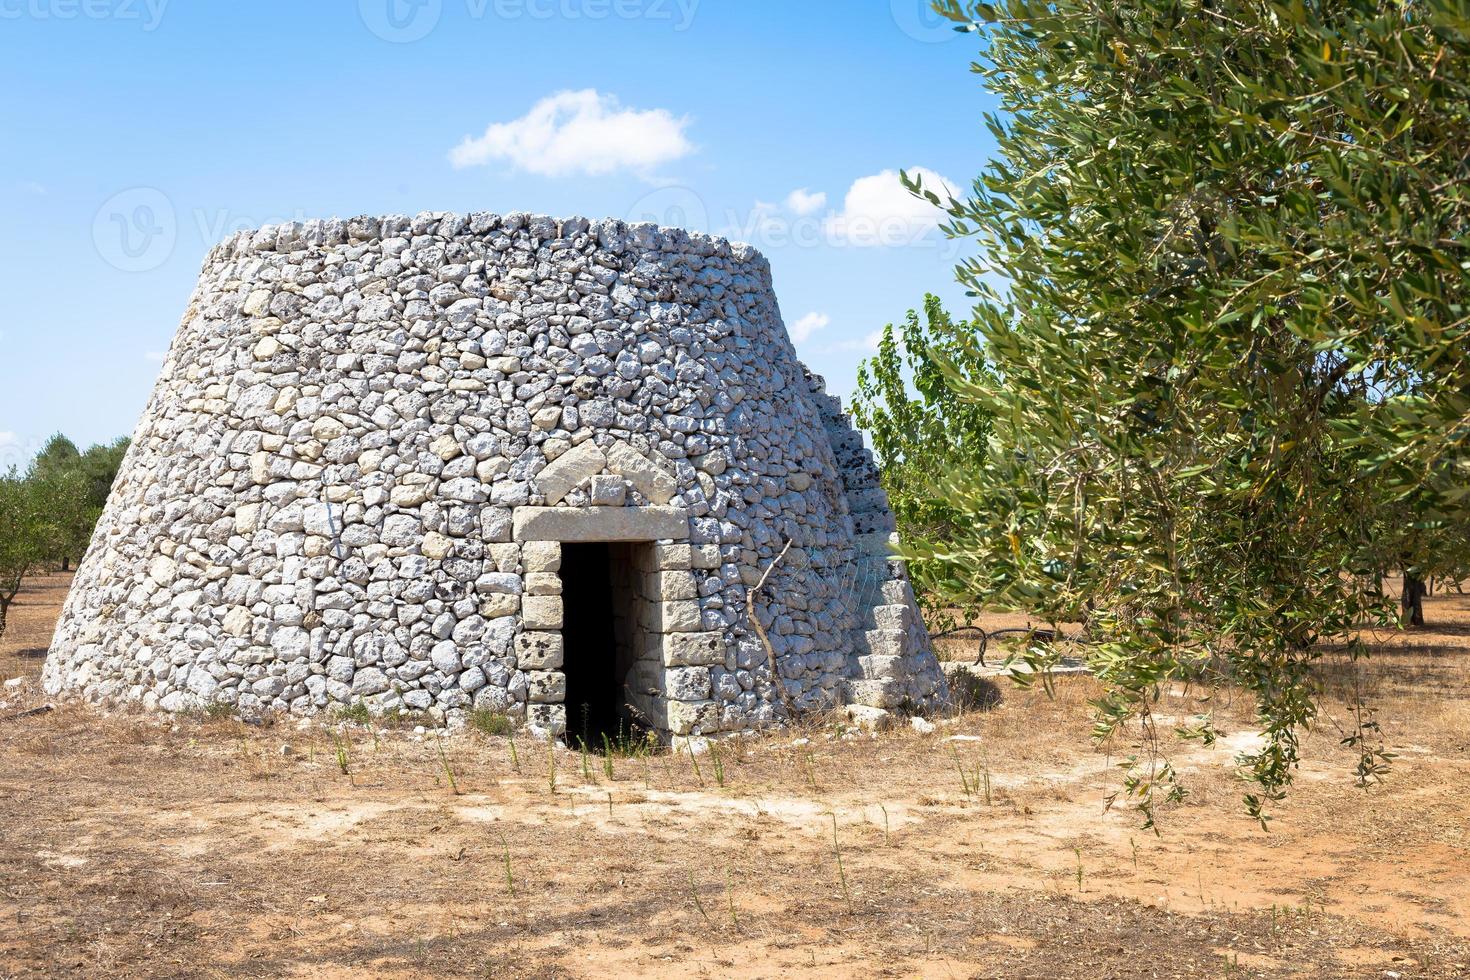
43 211 947 735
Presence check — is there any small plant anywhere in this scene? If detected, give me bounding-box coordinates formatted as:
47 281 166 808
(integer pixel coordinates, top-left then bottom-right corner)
725 867 740 927
1073 845 1084 892
830 813 852 913
468 709 516 737
329 728 351 777
600 733 615 780
499 834 515 897
547 739 557 795
580 742 592 782
204 700 235 722
508 733 521 773
711 742 726 788
879 804 891 846
687 741 705 787
436 736 462 795
802 751 819 791
687 873 712 926
333 702 371 725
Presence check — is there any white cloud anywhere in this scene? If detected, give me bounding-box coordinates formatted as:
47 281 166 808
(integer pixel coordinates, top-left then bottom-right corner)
823 331 884 353
784 187 827 216
825 167 959 247
0 431 17 450
790 312 830 343
144 351 168 362
449 89 694 179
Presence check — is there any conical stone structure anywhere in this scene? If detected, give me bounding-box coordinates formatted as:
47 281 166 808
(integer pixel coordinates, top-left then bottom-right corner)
44 212 947 736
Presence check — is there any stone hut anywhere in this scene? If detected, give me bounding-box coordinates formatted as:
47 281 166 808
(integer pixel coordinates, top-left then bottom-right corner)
43 212 947 741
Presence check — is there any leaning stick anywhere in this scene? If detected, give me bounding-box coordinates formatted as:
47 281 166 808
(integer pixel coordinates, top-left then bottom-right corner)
747 537 795 715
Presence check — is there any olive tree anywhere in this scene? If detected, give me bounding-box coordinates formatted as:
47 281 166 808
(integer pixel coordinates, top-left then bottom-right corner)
909 0 1470 824
0 471 46 644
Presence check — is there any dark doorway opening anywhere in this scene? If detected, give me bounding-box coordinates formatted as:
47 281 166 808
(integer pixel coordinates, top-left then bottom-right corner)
560 542 643 748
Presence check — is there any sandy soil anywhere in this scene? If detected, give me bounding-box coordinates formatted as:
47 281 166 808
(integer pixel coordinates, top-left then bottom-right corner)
1 573 1467 978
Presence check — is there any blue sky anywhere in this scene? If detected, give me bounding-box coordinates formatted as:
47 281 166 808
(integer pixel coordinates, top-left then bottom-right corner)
0 0 995 467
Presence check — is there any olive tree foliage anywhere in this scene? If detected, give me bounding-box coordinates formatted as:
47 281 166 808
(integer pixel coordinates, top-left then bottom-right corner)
909 0 1470 824
0 435 129 643
26 434 129 570
853 295 994 629
0 470 46 643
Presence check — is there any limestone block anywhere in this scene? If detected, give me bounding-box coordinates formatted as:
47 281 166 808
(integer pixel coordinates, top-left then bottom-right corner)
645 599 702 633
515 631 564 670
488 542 521 573
479 594 519 618
521 595 563 630
521 541 560 573
649 570 698 601
657 631 727 667
527 703 566 735
527 670 566 704
605 442 677 504
481 507 512 543
536 440 607 505
665 699 720 736
661 666 712 701
513 506 688 542
525 572 561 596
656 543 692 570
691 545 722 570
588 474 626 506
859 629 912 658
844 704 893 733
872 604 914 631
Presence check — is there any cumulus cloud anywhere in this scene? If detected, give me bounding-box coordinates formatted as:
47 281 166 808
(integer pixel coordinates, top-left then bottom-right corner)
449 89 694 179
784 188 827 216
789 312 830 344
824 167 959 247
822 331 884 354
0 431 17 450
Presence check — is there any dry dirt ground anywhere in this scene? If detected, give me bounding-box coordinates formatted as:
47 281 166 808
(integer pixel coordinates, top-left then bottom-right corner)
1 573 1468 979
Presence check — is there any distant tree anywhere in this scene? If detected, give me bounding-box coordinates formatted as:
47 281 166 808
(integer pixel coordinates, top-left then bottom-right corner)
0 471 46 643
78 438 129 512
28 434 80 484
853 295 994 626
903 0 1470 824
22 434 127 571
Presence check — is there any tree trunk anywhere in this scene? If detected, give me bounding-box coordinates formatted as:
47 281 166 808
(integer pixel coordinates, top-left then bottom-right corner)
0 597 8 644
61 556 70 573
1401 572 1427 628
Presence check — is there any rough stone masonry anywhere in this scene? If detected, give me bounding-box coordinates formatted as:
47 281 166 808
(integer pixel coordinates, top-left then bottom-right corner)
43 211 948 738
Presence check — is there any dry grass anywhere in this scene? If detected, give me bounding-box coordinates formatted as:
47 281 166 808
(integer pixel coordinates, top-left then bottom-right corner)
1 574 1468 977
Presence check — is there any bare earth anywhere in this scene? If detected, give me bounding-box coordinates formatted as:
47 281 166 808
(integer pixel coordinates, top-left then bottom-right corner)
1 573 1467 978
